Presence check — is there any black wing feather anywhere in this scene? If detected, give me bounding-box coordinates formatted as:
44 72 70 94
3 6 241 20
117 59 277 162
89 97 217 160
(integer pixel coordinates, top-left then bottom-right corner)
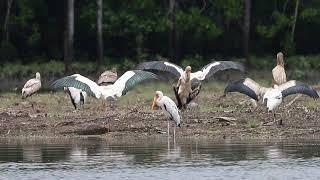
122 70 159 96
224 79 259 101
135 61 183 77
49 76 96 97
281 81 319 98
203 61 245 79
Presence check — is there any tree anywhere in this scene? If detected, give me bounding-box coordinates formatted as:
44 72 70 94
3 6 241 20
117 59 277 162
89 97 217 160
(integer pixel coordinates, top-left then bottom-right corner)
291 0 300 42
168 0 178 62
243 0 251 65
64 0 74 73
97 0 103 69
2 0 13 42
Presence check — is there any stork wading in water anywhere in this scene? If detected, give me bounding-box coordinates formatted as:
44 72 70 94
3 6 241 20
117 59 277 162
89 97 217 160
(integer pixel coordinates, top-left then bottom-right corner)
97 67 118 85
224 78 319 125
136 60 244 109
21 72 42 110
49 70 159 109
152 91 181 138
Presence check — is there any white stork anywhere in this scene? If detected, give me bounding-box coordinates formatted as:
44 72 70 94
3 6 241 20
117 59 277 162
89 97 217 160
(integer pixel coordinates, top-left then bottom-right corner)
22 72 41 99
224 78 319 124
50 70 158 109
136 60 244 109
97 67 118 85
152 91 181 137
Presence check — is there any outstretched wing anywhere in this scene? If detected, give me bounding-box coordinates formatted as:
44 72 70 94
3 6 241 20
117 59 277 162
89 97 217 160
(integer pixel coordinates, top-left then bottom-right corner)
278 80 319 98
49 74 100 98
113 70 159 96
224 78 261 101
135 61 184 78
192 60 245 81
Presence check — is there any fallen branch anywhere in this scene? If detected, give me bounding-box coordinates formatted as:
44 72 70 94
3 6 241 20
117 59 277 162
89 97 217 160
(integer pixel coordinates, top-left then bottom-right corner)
286 94 302 107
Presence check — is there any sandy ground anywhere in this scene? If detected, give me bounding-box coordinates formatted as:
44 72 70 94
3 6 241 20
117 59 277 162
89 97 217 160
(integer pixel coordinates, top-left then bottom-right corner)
0 82 319 140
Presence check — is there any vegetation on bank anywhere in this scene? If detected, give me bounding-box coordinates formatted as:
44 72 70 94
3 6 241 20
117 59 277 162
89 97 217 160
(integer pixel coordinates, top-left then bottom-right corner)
0 54 319 80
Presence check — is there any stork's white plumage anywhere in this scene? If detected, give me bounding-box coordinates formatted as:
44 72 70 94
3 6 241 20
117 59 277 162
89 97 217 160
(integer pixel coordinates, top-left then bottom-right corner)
224 78 319 119
152 91 181 137
136 60 244 109
64 87 87 110
50 70 158 106
22 72 41 99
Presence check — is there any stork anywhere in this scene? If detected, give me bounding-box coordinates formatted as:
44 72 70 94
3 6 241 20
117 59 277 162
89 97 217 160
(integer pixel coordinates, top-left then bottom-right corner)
22 72 41 99
152 91 181 138
136 60 244 109
272 52 287 86
49 70 158 109
224 78 319 125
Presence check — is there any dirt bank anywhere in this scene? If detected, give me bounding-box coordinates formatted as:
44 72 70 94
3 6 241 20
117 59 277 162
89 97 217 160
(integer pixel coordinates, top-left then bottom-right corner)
0 84 319 140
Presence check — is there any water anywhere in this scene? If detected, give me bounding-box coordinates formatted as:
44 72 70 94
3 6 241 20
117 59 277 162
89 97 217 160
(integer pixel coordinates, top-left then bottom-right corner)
1 137 320 180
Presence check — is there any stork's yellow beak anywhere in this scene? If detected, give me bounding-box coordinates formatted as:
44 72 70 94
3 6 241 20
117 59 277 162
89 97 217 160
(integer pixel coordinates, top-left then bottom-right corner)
151 96 157 110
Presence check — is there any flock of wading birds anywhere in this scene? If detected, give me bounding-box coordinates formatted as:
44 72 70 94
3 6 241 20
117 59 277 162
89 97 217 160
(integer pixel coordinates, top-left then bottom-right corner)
20 52 319 136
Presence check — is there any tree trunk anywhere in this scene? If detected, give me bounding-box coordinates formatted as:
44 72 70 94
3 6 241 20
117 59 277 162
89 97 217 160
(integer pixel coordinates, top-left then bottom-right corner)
168 0 177 62
97 0 104 70
243 0 251 66
3 0 13 42
136 32 144 60
291 0 299 42
64 0 74 73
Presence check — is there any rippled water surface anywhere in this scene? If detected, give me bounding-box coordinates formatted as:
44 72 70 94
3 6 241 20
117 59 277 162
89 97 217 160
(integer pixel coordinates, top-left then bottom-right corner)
1 137 320 180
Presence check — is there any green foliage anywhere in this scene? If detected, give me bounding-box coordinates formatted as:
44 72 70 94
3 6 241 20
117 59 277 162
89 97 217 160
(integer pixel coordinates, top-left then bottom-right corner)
216 0 243 20
180 54 205 69
176 8 222 39
0 0 320 69
256 11 292 39
0 61 97 79
0 42 17 60
301 8 320 23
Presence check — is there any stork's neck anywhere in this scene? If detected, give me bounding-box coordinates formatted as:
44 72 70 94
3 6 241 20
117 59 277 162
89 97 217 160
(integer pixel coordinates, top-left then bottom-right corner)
185 72 190 81
277 57 284 67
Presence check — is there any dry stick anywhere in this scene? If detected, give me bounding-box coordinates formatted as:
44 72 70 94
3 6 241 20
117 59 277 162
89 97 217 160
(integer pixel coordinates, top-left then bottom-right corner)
286 94 302 107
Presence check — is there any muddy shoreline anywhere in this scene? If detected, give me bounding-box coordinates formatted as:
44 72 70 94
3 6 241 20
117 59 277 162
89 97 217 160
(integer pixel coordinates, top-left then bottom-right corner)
0 85 319 140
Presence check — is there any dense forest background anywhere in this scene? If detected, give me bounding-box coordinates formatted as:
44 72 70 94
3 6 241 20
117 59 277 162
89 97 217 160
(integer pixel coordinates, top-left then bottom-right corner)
0 0 320 77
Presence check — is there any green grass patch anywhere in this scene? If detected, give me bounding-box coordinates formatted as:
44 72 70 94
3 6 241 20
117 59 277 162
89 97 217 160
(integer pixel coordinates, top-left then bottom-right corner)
247 119 259 128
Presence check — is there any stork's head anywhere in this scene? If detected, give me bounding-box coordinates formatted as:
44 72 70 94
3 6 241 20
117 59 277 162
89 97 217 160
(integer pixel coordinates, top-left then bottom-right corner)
152 91 163 110
276 52 284 67
35 72 41 80
185 66 192 73
263 89 283 112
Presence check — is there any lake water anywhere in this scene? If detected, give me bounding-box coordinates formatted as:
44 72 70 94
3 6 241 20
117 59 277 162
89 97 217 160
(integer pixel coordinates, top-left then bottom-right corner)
1 137 320 180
